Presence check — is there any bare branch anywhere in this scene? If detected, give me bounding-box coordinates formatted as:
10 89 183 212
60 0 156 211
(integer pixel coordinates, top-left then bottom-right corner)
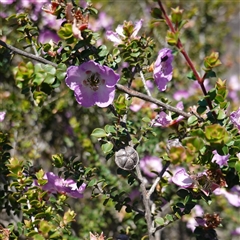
116 84 191 118
146 161 170 200
0 40 57 67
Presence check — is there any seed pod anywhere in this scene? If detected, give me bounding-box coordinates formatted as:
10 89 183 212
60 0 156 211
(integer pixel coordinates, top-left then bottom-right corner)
115 146 139 171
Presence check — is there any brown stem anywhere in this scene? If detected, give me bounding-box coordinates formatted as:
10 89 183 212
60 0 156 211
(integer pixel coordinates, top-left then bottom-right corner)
146 161 170 200
0 40 57 67
157 0 216 114
116 84 190 118
135 165 155 239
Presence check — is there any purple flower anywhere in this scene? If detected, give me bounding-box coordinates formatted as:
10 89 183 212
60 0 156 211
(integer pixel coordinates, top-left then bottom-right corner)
186 205 204 232
38 29 60 44
230 107 240 131
154 48 173 91
42 13 63 30
173 90 190 101
155 111 172 127
154 101 184 127
231 227 240 236
65 61 120 108
1 0 15 4
194 213 221 230
140 156 163 178
172 168 194 188
228 75 240 104
172 168 221 196
106 19 143 45
130 98 145 112
211 150 229 167
214 186 240 207
40 172 86 199
90 12 113 31
0 111 6 122
195 217 208 228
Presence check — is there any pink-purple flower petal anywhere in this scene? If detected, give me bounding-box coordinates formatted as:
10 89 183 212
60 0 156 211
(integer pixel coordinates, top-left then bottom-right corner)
132 19 143 38
65 61 120 108
230 107 240 131
211 150 229 167
154 48 174 91
40 172 86 199
106 30 122 45
0 111 6 122
140 156 163 178
172 168 194 188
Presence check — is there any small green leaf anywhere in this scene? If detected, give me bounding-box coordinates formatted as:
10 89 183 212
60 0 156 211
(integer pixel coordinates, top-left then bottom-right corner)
165 214 174 222
88 7 98 15
155 217 165 226
187 71 197 80
217 109 226 120
91 128 107 138
33 91 47 106
104 124 116 134
42 64 56 75
151 8 163 19
142 117 151 123
205 124 230 144
205 70 216 78
88 178 97 187
187 115 198 126
44 74 55 85
101 142 113 154
235 161 240 173
52 154 64 168
56 63 67 81
57 23 74 43
28 232 42 238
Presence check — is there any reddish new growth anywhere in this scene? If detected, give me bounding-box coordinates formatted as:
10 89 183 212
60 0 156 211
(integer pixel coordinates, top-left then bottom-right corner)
206 169 226 188
202 213 222 230
65 3 89 39
42 0 61 15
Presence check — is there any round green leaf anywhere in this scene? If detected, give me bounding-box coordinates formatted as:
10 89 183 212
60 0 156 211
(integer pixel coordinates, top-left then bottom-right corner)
91 128 107 138
155 217 165 226
142 117 151 123
187 115 198 126
101 142 113 154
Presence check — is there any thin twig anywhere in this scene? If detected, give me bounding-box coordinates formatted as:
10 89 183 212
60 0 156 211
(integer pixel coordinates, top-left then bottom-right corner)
0 40 57 67
140 70 152 97
116 84 190 118
135 165 155 239
146 161 170 200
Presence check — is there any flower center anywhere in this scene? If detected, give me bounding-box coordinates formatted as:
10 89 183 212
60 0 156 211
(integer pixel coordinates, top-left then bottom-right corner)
83 71 105 91
161 55 168 62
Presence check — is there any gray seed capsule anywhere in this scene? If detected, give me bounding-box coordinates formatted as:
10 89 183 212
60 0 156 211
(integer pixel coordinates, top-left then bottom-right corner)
115 146 139 171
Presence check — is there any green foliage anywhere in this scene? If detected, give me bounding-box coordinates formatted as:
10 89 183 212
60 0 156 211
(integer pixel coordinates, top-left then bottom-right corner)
58 23 75 44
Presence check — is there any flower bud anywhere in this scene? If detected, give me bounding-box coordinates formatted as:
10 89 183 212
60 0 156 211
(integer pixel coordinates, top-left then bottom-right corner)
171 7 184 25
203 52 222 71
